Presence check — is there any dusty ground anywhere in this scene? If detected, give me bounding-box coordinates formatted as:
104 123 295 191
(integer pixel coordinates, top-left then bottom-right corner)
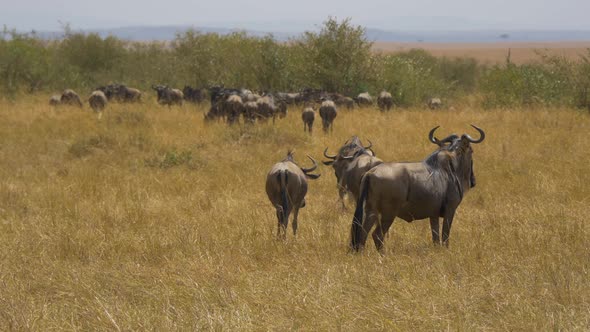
373 41 590 64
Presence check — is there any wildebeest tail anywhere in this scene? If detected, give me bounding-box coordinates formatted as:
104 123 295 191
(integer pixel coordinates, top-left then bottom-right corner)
351 174 370 251
278 170 289 226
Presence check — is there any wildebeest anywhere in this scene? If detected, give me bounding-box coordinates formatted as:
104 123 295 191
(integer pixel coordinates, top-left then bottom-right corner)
223 94 244 125
183 86 206 103
377 91 393 111
319 100 337 133
354 92 373 107
49 95 61 106
256 95 277 123
152 85 184 106
323 137 382 208
428 97 442 109
60 89 83 107
243 101 259 124
97 84 142 103
350 125 485 252
88 91 108 117
266 151 320 238
301 107 315 133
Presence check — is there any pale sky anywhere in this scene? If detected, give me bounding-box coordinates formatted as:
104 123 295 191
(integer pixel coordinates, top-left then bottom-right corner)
1 0 590 31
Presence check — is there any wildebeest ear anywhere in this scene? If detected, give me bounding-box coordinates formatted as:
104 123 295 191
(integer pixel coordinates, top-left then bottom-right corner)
322 160 334 166
306 173 321 180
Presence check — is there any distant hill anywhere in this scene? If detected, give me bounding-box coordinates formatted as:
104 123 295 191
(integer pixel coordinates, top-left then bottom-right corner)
33 25 590 43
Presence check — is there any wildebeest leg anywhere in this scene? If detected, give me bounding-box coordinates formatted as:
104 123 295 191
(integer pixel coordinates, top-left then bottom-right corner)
276 207 284 238
373 215 394 253
360 205 378 248
292 207 300 236
430 217 441 245
442 213 455 247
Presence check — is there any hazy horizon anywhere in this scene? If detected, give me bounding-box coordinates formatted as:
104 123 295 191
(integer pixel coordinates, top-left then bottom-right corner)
2 0 590 32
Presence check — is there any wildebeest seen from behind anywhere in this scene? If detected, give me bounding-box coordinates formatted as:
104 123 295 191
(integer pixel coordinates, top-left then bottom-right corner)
323 137 382 208
152 85 184 107
49 95 61 106
319 100 337 133
226 95 244 125
350 125 485 253
243 101 258 124
256 95 277 123
60 89 83 107
88 90 108 118
354 92 373 107
377 91 393 111
301 107 315 133
428 97 442 109
266 151 321 238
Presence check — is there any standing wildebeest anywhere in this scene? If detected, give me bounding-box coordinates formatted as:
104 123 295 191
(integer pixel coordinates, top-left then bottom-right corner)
88 91 108 118
354 92 373 107
377 91 393 111
256 95 277 123
97 84 142 103
266 152 320 238
223 94 244 125
183 86 206 103
60 89 83 107
428 97 442 109
243 101 259 124
350 125 485 252
323 137 382 208
319 100 337 133
152 85 184 107
49 95 61 106
301 107 315 133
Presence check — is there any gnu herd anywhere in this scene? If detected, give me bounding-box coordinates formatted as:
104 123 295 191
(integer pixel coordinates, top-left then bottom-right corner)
48 83 484 253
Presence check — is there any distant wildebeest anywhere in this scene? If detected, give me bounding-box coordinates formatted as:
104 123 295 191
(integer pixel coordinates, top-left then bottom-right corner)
323 137 382 208
88 91 108 117
223 94 244 125
266 151 320 238
319 100 337 133
301 107 315 133
152 85 184 106
350 125 485 253
183 86 206 103
97 84 142 103
377 91 393 111
354 92 373 107
243 101 259 124
49 95 61 106
256 95 277 123
428 97 442 109
60 89 83 107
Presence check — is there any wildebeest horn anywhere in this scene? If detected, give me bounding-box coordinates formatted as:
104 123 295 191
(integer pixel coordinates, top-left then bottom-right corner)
301 155 318 173
323 148 337 160
464 124 485 144
429 126 458 146
363 139 373 150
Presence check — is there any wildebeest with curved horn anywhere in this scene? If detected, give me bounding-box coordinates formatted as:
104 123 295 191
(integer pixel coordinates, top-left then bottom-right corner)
350 125 485 252
266 151 321 239
319 100 337 133
323 137 382 208
377 91 393 111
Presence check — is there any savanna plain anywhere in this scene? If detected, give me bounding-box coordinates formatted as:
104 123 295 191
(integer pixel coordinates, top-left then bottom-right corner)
0 96 589 330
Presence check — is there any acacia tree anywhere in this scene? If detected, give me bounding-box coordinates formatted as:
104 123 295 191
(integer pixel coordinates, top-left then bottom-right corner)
296 17 373 95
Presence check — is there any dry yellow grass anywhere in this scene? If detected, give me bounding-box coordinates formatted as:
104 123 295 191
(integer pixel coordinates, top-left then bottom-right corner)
373 41 590 64
0 96 589 330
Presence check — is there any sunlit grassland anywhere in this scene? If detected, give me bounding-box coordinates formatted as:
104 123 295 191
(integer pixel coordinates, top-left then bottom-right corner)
0 96 588 330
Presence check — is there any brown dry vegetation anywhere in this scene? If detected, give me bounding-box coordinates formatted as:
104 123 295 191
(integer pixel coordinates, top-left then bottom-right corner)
1 96 589 330
373 41 590 64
